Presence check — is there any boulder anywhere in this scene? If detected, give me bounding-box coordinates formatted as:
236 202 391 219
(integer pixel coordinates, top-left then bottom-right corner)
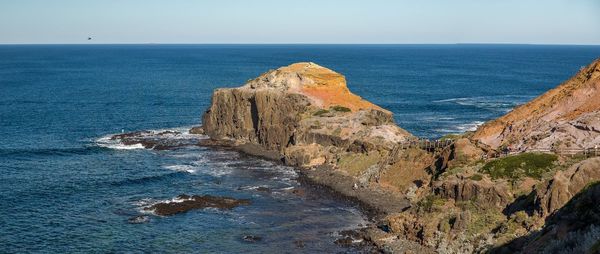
534 157 600 217
145 194 250 216
433 175 512 208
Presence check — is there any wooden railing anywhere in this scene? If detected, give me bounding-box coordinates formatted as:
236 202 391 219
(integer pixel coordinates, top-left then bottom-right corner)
394 137 600 159
395 138 455 151
492 147 600 158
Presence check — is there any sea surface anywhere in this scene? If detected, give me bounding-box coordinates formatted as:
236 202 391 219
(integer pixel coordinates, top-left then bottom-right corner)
1 44 600 253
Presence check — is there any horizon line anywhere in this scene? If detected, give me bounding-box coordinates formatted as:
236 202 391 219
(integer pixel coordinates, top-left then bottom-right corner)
1 42 600 46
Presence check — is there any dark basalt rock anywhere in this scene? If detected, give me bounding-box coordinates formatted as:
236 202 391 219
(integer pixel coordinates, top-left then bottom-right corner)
294 240 305 248
110 131 152 140
334 228 368 248
189 126 204 135
291 188 306 196
109 130 203 150
146 194 250 216
242 235 262 243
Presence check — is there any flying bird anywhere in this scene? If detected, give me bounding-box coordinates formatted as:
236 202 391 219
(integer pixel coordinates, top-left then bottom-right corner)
88 37 92 40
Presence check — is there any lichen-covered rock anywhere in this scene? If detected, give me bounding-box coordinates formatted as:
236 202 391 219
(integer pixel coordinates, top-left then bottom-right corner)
433 175 512 208
449 138 484 167
533 157 600 217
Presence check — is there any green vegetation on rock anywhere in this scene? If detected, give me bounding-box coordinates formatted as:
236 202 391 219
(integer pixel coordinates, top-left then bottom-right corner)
337 152 381 176
458 200 505 236
332 127 342 136
481 153 558 180
331 105 351 112
313 109 330 116
470 174 483 181
417 194 446 213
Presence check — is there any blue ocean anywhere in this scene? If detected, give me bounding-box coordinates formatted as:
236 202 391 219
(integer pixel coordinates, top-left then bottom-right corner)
1 44 600 253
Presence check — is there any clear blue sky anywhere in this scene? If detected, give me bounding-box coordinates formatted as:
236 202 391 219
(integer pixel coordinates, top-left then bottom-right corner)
1 0 599 44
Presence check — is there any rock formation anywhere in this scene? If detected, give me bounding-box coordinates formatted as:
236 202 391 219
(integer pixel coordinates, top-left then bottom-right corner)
146 194 250 216
202 62 410 159
202 62 426 187
473 58 600 151
196 60 600 253
494 182 600 253
533 157 600 217
104 58 600 253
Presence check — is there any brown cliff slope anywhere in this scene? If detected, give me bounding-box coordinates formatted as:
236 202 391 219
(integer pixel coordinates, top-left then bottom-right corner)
473 58 600 150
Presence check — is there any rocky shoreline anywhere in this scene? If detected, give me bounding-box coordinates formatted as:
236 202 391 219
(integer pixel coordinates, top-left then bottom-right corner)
107 128 395 251
111 59 600 253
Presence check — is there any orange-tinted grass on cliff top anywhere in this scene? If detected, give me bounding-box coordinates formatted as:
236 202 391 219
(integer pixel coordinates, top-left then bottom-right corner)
283 62 388 112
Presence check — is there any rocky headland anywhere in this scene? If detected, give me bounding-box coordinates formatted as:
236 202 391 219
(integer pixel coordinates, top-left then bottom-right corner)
113 59 600 253
201 62 421 216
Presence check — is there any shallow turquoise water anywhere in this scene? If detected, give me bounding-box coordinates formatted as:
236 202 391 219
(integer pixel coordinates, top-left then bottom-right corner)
1 44 599 253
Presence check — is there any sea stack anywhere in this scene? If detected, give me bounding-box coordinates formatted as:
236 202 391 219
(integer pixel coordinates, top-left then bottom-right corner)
201 62 449 215
202 62 412 167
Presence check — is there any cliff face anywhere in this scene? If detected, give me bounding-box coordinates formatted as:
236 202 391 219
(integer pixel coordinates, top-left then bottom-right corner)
473 58 600 151
495 181 600 253
203 62 412 168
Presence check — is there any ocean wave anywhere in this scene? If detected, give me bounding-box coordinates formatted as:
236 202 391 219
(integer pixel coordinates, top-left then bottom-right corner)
456 121 485 132
238 185 271 191
433 95 534 112
434 120 484 134
201 167 233 177
163 164 197 174
95 136 146 150
131 196 193 215
94 126 207 150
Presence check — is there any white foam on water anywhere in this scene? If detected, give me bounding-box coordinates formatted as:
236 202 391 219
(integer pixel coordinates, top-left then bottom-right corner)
433 95 535 112
420 116 456 121
239 185 270 191
432 97 469 103
131 198 154 207
200 167 234 177
435 120 484 134
456 121 485 132
132 196 198 215
95 136 146 150
170 152 207 159
191 162 233 177
94 126 207 150
163 164 198 174
338 206 363 216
